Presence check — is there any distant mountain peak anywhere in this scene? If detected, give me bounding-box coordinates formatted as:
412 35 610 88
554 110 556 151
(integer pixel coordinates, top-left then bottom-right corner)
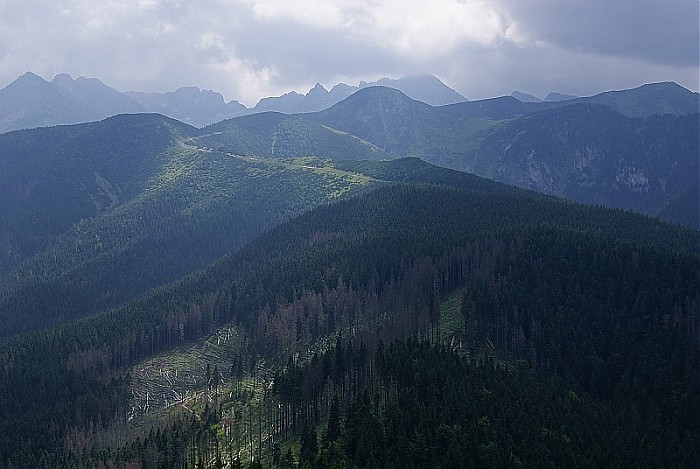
511 91 542 103
250 74 466 114
175 85 202 94
576 81 699 117
51 74 126 97
330 83 354 93
638 81 685 90
126 86 246 126
10 71 50 88
628 81 699 97
333 85 422 107
51 72 74 83
310 82 327 92
19 70 45 80
362 74 467 106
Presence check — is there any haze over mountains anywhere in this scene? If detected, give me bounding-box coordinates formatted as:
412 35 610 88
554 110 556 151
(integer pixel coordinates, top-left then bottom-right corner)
2 70 696 132
13 71 692 133
0 72 467 131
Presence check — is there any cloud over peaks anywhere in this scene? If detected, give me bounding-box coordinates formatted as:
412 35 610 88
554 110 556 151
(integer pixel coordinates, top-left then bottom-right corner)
0 0 696 106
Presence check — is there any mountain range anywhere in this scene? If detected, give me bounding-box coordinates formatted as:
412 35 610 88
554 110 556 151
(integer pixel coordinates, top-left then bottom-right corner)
0 72 143 133
511 90 580 103
198 83 698 229
6 70 694 136
0 72 467 131
0 73 698 467
1 76 697 232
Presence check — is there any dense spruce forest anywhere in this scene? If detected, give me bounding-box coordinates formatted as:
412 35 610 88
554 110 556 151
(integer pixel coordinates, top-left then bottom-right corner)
1 172 698 467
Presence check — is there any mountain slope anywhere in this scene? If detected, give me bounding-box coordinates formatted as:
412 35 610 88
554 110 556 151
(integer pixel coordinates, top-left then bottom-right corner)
309 86 442 157
0 114 395 340
573 81 699 117
0 113 194 270
307 86 699 227
468 104 699 215
0 174 697 467
195 85 700 227
199 112 389 161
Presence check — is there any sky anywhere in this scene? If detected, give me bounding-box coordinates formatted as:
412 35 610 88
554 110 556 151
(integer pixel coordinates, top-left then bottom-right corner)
0 0 697 107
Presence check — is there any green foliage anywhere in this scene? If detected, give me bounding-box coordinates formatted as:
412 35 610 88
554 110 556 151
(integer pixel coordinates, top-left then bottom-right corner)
300 421 318 467
273 333 700 467
324 396 341 446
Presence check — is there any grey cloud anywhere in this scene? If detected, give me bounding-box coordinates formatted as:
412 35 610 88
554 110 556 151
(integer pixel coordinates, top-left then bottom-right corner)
0 0 696 107
230 21 404 83
441 37 699 102
500 0 699 67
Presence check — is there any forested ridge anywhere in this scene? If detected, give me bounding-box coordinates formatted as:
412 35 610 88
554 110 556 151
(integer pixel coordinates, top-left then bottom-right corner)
0 114 193 272
0 151 382 339
0 112 405 339
0 176 697 467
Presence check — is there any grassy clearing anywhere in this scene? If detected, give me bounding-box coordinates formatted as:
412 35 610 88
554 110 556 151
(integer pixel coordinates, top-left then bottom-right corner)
437 288 466 344
228 154 379 198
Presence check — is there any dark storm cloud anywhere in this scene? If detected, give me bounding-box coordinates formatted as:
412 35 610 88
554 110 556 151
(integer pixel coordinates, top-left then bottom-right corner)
500 0 698 67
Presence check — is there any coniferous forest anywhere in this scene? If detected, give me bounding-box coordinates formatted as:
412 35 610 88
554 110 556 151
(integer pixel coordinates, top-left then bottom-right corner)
0 91 698 468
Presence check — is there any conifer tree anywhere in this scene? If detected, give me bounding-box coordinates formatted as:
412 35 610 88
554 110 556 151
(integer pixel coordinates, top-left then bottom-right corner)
300 421 318 467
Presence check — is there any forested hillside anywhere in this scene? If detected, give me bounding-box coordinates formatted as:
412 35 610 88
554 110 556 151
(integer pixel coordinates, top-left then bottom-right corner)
0 82 698 468
5 80 694 240
0 115 392 340
0 173 697 467
0 114 192 272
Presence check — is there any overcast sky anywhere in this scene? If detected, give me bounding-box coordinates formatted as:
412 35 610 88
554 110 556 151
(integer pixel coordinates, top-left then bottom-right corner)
0 0 697 106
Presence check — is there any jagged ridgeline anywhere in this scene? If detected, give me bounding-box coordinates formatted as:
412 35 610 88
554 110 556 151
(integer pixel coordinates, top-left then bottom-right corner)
0 169 697 466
